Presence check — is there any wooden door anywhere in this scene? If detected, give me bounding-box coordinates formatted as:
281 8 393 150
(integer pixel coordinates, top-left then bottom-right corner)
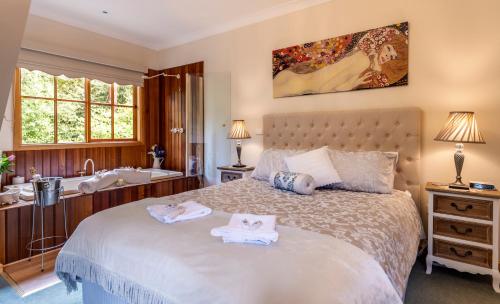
162 62 204 174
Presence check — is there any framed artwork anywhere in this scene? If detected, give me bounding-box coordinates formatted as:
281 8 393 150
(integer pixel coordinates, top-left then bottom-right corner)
272 22 409 98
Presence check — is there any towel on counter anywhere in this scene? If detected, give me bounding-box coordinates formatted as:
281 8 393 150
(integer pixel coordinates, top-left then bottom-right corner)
211 213 279 245
78 171 119 194
147 201 212 224
114 168 152 184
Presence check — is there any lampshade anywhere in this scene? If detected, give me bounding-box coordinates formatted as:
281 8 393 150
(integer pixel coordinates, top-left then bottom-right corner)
228 120 251 139
434 112 485 144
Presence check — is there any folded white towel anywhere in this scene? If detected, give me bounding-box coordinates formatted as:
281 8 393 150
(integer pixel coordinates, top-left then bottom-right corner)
147 201 212 224
78 172 119 194
211 214 279 245
114 168 152 184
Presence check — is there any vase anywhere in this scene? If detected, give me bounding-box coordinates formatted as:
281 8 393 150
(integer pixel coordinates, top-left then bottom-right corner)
152 157 164 169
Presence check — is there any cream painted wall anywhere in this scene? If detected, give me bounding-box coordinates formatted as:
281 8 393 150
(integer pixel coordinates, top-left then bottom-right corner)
0 0 30 132
0 88 14 151
155 0 500 211
22 15 157 71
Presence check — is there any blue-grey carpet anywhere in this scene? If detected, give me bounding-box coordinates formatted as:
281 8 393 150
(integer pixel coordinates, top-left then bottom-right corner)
0 256 499 303
0 276 81 304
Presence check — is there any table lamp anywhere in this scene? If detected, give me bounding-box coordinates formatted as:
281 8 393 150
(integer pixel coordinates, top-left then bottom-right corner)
434 111 485 189
229 120 251 167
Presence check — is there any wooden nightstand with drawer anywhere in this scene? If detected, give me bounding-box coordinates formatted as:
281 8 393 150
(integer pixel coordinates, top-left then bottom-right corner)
217 166 255 183
426 182 500 292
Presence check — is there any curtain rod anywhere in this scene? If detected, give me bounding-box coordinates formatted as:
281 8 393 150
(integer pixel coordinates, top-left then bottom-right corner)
142 73 181 80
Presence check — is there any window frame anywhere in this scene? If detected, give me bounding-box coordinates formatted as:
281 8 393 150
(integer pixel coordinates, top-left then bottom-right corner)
13 68 142 150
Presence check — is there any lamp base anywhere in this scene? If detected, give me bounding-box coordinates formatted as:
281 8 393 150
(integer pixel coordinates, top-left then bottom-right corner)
449 182 469 190
232 163 247 168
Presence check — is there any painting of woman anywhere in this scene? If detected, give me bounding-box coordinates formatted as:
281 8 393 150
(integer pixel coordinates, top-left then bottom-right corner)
272 23 408 98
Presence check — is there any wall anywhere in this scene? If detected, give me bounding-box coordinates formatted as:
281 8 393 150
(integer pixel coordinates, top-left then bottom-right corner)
22 15 157 72
0 0 30 131
155 0 500 212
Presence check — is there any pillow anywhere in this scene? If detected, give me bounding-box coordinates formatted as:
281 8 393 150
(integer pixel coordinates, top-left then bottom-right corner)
269 171 315 195
284 147 341 188
326 149 398 194
251 149 305 181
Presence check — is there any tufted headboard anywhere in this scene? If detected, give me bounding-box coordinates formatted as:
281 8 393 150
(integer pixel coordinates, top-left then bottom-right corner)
263 107 422 207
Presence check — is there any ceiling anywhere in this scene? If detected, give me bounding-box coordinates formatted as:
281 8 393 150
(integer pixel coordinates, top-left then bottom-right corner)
29 0 331 50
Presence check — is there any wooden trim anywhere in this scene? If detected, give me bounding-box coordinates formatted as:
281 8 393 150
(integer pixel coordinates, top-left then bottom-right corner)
13 70 22 149
426 182 500 199
15 96 86 103
13 68 139 150
53 75 58 144
14 141 145 151
133 86 138 141
111 83 115 140
85 79 91 142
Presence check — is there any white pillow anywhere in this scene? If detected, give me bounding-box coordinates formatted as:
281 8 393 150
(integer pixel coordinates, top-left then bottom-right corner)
251 149 305 181
284 147 341 188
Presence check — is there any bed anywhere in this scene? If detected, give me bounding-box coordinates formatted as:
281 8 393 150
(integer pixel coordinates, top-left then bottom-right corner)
56 108 423 304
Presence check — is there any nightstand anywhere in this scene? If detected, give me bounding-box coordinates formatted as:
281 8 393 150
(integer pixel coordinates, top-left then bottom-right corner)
217 166 255 183
425 182 500 292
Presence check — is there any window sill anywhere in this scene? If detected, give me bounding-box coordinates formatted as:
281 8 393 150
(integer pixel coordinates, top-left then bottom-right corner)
13 141 145 151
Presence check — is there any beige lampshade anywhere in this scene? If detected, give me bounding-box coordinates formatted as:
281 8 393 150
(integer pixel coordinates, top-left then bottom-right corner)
434 112 485 144
228 120 251 139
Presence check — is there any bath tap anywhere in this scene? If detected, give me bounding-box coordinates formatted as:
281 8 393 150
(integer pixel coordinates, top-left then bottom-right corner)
79 159 95 176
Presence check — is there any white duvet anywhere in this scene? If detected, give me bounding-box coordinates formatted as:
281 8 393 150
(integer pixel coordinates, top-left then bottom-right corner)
56 198 402 304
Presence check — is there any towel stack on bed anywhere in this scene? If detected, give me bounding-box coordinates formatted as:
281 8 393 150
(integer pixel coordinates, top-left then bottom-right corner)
211 214 279 245
147 201 212 224
147 201 278 245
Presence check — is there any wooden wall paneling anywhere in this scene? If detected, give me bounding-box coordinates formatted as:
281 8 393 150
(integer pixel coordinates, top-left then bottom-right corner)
152 180 173 197
24 151 33 181
144 69 161 169
69 196 92 234
74 149 81 176
65 149 74 177
93 191 109 213
42 204 55 249
187 176 201 191
15 152 25 183
54 200 65 245
5 208 19 263
173 178 187 195
0 210 6 264
58 150 66 176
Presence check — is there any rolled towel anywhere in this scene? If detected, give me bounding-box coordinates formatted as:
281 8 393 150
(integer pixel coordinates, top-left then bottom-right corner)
269 171 315 195
114 168 152 184
147 200 212 224
78 171 119 194
211 213 279 245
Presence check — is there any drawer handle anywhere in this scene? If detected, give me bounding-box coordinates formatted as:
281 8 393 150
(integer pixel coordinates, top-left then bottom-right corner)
450 247 472 258
450 202 473 212
450 225 473 235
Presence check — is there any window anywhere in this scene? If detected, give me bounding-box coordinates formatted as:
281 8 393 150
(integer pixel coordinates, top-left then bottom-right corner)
15 68 138 147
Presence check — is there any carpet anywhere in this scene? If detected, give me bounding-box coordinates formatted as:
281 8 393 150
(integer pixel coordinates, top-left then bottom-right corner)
0 274 81 304
0 256 499 303
405 256 500 304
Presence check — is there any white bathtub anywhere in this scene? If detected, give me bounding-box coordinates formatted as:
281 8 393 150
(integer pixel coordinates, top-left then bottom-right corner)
5 169 183 201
